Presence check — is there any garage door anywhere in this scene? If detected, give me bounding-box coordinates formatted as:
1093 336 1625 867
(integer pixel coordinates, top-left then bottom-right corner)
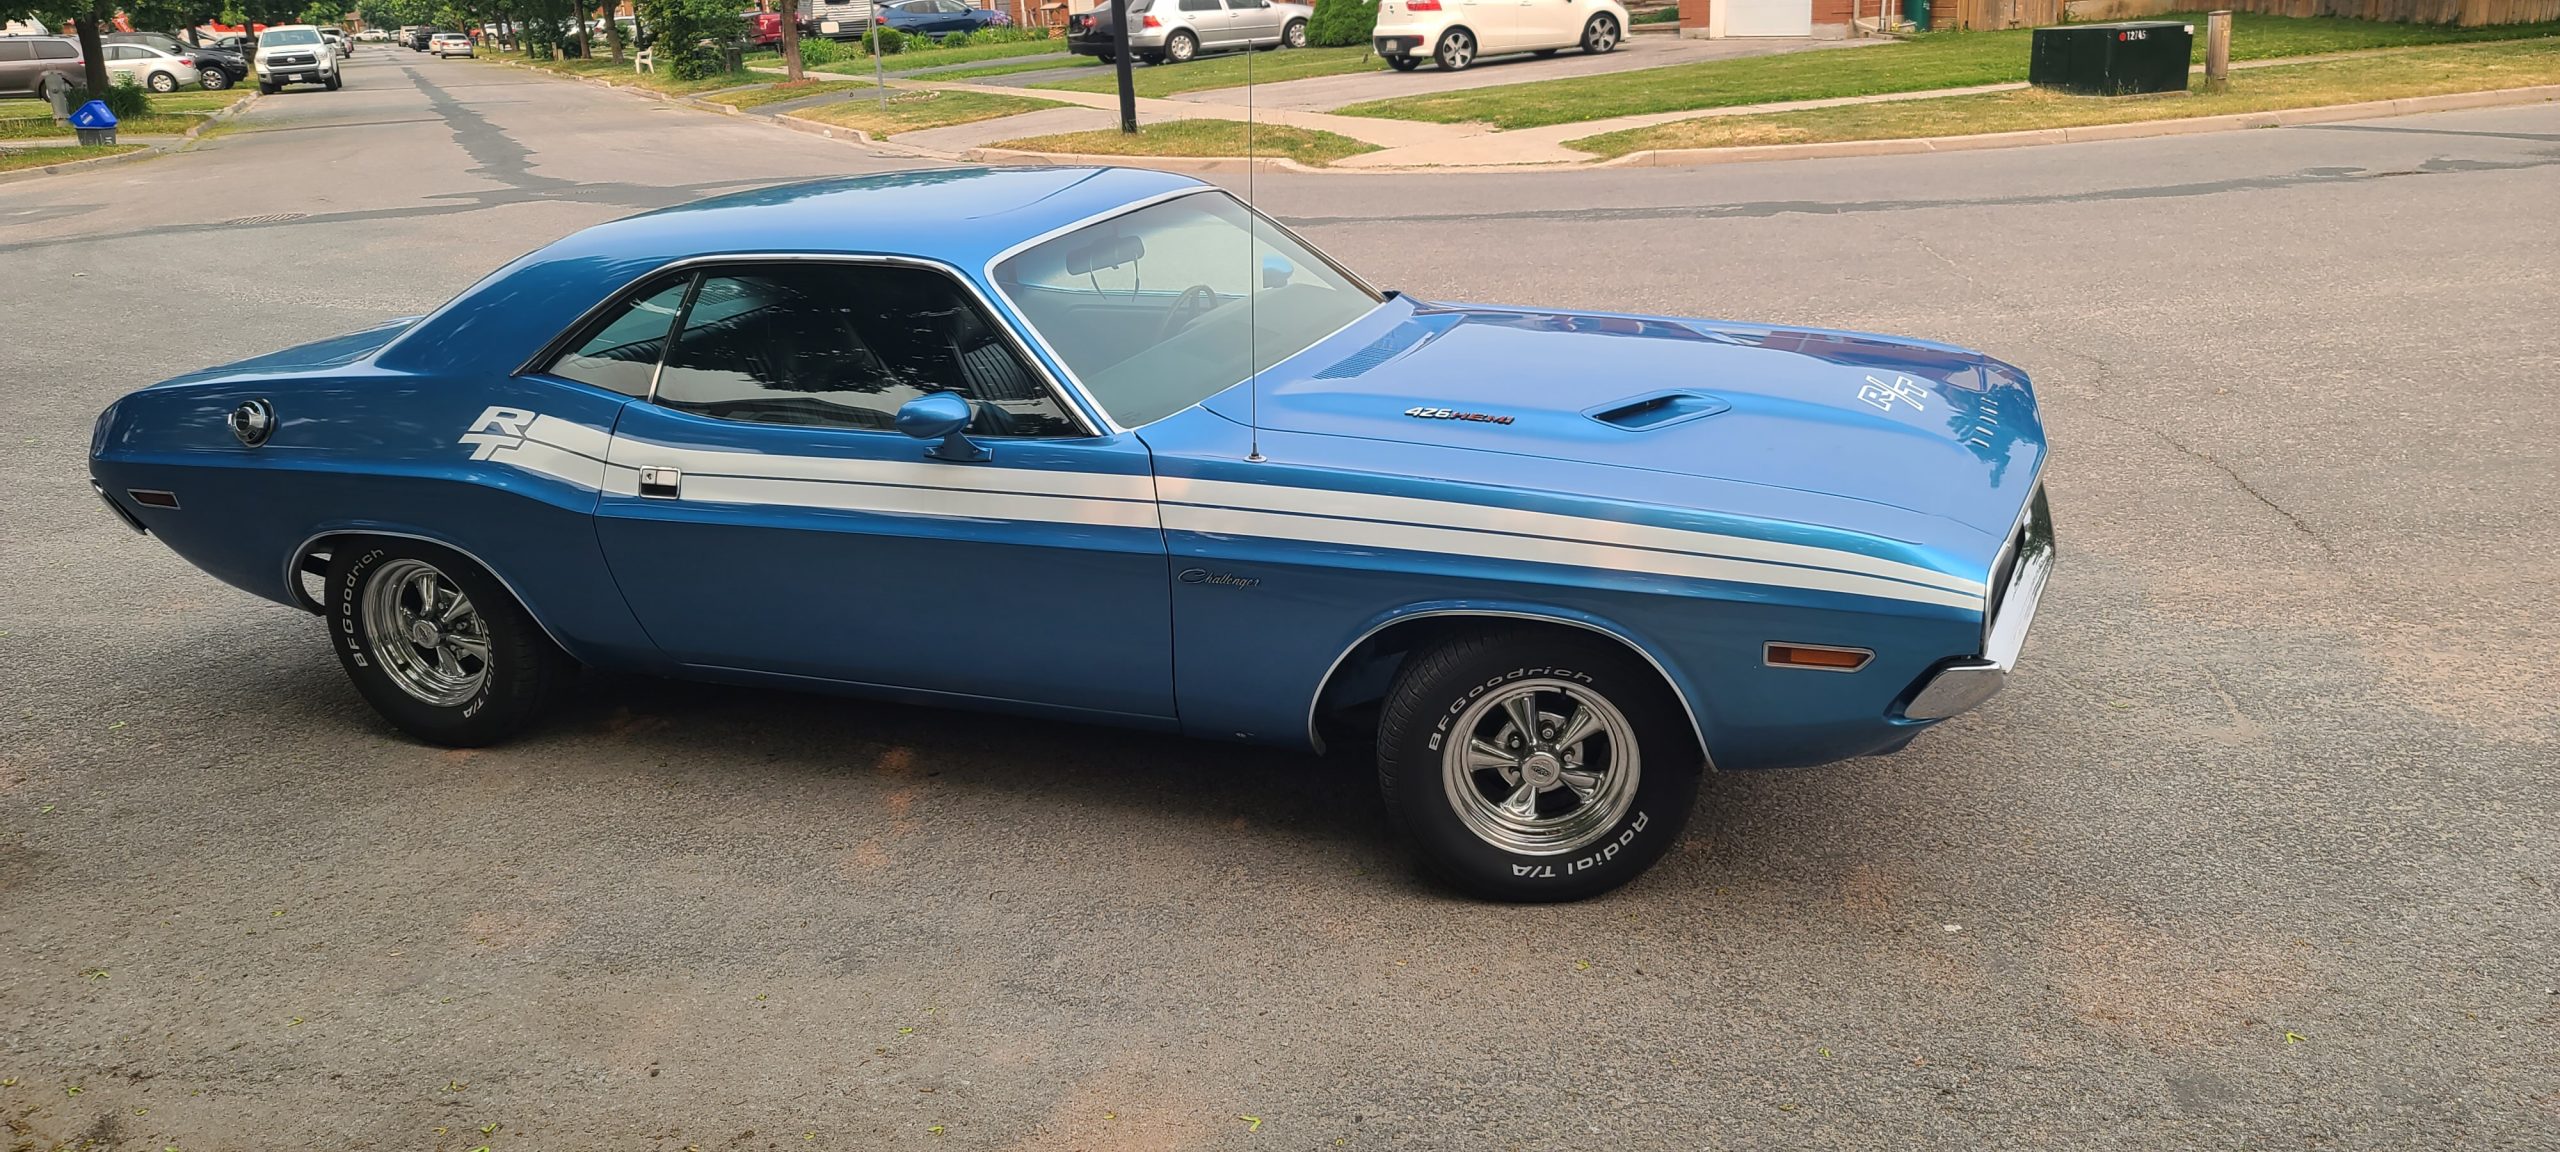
1723 0 1812 36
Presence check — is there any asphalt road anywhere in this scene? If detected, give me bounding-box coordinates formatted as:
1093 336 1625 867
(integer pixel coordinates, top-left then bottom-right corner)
4 48 2557 1151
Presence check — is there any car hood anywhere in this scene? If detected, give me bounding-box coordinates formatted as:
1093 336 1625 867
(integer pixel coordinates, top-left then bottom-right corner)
1199 298 2045 539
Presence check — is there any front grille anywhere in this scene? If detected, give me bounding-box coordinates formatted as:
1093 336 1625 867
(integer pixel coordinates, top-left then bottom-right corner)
271 52 316 65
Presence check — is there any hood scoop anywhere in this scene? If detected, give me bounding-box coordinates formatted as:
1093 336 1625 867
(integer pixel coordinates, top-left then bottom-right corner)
1586 390 1731 431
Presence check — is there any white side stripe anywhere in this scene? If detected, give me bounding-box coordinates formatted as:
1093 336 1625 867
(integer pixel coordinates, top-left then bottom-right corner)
1158 476 1982 598
607 466 1159 528
607 437 1156 502
1164 503 1983 610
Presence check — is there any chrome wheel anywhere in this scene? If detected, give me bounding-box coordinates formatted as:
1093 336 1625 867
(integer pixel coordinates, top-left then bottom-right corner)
1440 678 1640 856
1584 14 1619 53
148 71 177 92
1167 30 1196 62
360 558 492 707
1437 29 1474 69
1284 20 1306 48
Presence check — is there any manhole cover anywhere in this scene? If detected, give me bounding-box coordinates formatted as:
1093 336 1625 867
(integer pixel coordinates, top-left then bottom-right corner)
221 212 308 226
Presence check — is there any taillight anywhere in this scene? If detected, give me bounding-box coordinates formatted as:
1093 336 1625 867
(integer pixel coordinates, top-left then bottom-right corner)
1407 0 1441 9
876 13 888 21
178 55 194 64
1141 13 1159 26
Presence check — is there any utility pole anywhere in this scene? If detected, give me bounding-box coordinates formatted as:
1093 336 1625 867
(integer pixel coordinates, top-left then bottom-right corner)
1109 0 1135 133
2203 9 2231 93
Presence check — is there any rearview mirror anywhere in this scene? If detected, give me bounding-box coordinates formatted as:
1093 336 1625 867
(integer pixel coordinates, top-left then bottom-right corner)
1063 234 1145 276
1261 254 1293 290
896 392 990 463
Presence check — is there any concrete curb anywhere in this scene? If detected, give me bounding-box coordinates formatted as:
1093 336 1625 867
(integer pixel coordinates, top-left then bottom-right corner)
1598 83 2560 168
959 143 1325 174
0 89 256 186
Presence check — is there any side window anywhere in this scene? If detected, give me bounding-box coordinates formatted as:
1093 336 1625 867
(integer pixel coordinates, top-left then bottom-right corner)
37 40 78 59
0 43 32 62
1225 0 1268 8
654 263 1076 438
1179 0 1221 11
541 273 693 397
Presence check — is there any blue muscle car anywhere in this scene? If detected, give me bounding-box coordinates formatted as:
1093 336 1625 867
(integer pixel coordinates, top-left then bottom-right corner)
88 167 2052 901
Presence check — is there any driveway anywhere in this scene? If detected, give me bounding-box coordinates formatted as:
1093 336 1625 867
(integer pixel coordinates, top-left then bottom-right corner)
3 50 2557 1149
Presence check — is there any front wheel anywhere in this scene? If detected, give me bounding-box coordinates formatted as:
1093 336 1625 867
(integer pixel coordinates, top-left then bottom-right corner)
1581 12 1620 54
327 539 574 747
1282 18 1307 48
324 71 341 90
1434 27 1475 70
147 70 178 92
257 80 278 94
201 69 233 90
1376 629 1702 902
1164 28 1197 63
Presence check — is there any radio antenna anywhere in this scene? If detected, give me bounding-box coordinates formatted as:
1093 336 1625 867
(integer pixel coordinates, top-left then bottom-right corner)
1244 28 1263 464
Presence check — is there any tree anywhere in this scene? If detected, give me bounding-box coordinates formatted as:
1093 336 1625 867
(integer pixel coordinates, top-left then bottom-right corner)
775 0 799 80
300 0 342 24
632 0 735 79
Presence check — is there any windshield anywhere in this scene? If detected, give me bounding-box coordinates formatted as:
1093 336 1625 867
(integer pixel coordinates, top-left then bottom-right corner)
263 28 322 45
994 191 1378 429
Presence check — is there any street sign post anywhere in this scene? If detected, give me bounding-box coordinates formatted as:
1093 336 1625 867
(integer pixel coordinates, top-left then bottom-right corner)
1111 0 1136 133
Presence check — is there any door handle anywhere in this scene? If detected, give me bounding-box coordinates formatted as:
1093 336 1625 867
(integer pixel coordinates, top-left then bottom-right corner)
637 466 682 498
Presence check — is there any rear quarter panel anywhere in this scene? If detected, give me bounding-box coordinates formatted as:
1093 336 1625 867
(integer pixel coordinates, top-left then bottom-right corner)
91 363 660 669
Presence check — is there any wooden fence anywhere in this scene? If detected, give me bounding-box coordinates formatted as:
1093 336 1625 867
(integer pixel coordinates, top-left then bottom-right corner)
1943 0 2560 27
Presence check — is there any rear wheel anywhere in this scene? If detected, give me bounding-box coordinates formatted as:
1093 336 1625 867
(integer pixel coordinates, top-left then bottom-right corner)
147 70 178 92
1386 55 1420 71
1376 628 1702 902
326 539 575 747
1164 28 1197 63
201 69 233 90
1434 26 1475 70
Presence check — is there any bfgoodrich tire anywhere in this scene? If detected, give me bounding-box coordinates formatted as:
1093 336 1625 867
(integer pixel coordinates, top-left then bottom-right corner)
326 538 574 747
1377 628 1702 901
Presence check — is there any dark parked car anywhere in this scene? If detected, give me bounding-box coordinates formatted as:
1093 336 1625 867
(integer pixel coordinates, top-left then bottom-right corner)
0 35 83 99
874 0 1006 37
105 31 248 90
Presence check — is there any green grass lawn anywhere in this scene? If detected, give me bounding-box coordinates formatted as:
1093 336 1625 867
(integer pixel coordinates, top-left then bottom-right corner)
0 111 206 139
1335 13 2560 128
994 119 1378 164
703 78 871 108
513 52 763 95
1569 36 2560 155
903 55 1103 81
1035 45 1377 97
785 88 1070 135
0 143 143 171
151 88 253 114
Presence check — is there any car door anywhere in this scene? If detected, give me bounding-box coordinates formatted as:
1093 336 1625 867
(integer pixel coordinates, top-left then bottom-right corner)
586 259 1178 723
933 0 978 32
1175 0 1233 47
100 44 141 85
0 40 33 97
1520 0 1578 48
1453 0 1517 52
1224 0 1279 45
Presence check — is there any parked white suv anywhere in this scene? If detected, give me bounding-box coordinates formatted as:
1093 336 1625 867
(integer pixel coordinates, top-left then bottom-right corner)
1371 0 1626 71
254 24 340 92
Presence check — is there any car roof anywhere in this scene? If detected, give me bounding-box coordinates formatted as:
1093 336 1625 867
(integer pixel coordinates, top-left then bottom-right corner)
380 167 1211 377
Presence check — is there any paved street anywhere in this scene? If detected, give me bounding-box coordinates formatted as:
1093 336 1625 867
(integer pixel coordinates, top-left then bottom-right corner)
4 47 2557 1150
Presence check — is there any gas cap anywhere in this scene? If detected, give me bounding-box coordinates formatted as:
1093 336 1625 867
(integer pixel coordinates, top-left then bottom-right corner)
227 399 275 447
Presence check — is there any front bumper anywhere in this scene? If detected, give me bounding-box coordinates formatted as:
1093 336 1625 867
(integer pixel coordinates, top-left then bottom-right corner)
1901 484 2054 720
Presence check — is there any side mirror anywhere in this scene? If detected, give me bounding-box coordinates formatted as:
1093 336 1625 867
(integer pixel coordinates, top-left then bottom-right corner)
895 392 990 463
1261 254 1293 290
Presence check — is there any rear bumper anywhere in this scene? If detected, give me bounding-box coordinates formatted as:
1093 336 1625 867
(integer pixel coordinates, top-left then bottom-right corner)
1901 484 2054 720
1373 33 1427 56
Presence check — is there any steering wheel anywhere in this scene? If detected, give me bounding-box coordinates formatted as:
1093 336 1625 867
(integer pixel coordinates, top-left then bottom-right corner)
1155 283 1221 342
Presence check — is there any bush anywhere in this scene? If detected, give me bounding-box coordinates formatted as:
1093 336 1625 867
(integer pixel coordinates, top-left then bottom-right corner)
939 30 972 47
865 26 905 54
975 24 1049 43
1307 0 1375 47
796 34 846 66
58 78 152 119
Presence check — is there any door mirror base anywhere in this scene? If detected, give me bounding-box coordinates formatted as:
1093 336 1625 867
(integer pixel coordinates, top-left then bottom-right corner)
896 392 991 463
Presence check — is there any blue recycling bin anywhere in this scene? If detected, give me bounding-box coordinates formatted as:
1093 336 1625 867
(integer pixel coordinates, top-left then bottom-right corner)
70 99 118 146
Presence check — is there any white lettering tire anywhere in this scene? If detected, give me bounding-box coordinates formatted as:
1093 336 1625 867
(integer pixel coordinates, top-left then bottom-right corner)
1377 628 1702 901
